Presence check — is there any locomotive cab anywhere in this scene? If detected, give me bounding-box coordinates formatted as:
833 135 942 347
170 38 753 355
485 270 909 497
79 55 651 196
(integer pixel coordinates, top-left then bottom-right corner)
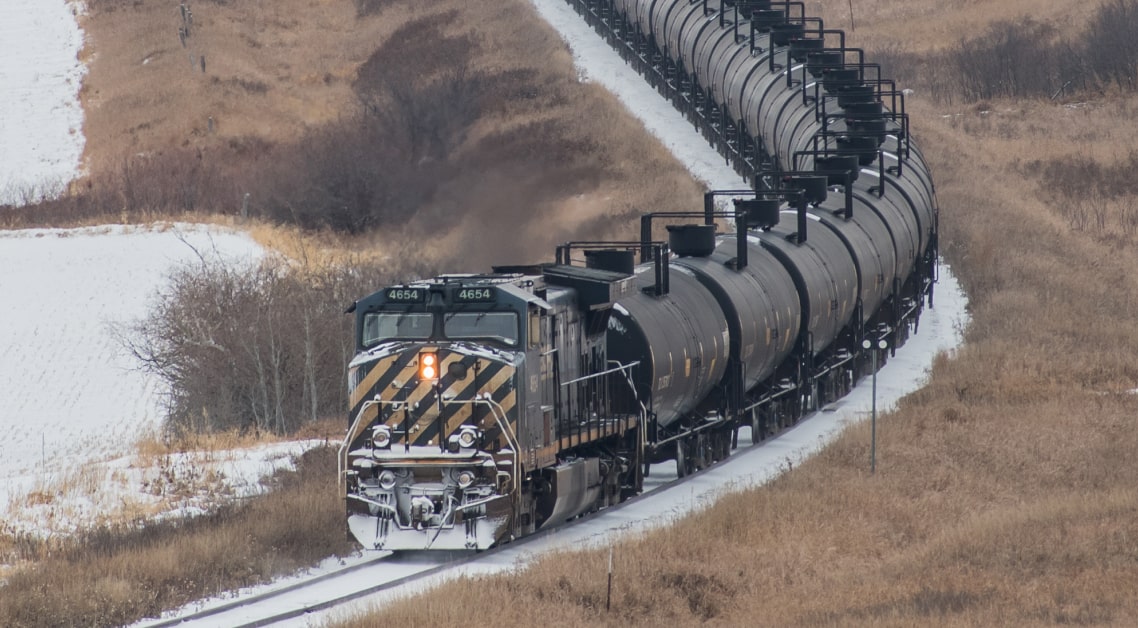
340 268 639 551
341 277 539 550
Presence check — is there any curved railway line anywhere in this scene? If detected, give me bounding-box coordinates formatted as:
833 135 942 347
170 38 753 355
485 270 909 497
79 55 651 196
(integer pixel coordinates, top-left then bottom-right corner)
138 0 966 623
138 309 968 627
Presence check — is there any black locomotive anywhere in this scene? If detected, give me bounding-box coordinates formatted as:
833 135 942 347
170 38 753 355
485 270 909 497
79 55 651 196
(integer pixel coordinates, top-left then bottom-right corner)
338 0 937 550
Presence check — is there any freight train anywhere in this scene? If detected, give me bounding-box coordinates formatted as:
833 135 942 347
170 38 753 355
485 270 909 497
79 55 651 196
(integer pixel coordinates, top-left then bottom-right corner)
338 0 937 551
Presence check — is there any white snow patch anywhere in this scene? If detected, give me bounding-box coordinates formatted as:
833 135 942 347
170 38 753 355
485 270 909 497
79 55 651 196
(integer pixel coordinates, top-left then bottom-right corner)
0 224 274 541
0 0 87 205
529 0 748 192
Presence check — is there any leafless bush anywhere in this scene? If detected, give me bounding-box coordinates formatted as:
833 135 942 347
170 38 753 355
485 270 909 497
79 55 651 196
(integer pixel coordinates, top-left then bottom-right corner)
948 19 1067 102
1085 0 1138 91
125 256 398 436
921 1 1138 104
1030 151 1138 233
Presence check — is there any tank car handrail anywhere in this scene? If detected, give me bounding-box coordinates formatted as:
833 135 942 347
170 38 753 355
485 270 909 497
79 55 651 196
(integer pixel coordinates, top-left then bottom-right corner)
560 360 640 386
803 130 889 196
791 149 858 218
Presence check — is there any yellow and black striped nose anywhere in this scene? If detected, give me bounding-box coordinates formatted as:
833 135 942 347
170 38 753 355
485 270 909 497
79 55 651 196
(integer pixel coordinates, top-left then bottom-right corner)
349 348 517 448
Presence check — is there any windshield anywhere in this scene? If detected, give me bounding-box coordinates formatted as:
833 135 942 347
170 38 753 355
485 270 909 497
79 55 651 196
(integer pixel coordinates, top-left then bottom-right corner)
362 312 433 348
444 312 519 346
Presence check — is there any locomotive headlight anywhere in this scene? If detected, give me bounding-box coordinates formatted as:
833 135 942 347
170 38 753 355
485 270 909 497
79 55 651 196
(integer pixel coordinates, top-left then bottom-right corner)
456 470 476 489
378 469 397 490
457 426 480 449
371 425 392 449
419 351 438 382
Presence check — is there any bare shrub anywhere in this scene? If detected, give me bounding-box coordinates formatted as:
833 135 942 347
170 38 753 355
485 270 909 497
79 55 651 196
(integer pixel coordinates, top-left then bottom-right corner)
1085 0 1138 90
125 256 398 436
868 42 923 91
1028 151 1138 234
948 18 1066 102
920 0 1138 104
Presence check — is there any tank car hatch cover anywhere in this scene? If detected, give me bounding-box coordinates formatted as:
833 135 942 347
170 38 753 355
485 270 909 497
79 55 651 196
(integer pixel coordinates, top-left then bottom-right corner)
542 265 633 311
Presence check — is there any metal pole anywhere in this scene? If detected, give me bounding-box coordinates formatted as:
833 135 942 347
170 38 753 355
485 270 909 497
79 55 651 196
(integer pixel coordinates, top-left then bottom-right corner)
864 338 886 473
870 347 876 474
607 546 613 611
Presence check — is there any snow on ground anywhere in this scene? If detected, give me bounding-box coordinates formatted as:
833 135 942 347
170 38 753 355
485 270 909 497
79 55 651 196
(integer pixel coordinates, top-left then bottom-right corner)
0 225 278 539
136 2 971 624
0 1 327 545
530 0 749 193
302 270 967 627
0 0 86 204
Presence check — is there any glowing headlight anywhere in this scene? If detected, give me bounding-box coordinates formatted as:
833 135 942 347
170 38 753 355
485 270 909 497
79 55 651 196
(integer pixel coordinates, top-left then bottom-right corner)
371 425 392 449
457 426 479 449
419 351 438 381
378 469 396 490
456 470 476 489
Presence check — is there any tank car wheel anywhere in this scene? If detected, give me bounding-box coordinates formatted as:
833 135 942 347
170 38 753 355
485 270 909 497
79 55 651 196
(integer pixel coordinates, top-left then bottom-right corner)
717 431 732 461
695 433 710 470
750 408 763 443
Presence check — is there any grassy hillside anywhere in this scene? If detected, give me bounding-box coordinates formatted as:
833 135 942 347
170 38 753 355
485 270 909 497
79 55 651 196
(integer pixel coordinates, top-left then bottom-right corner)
331 0 1138 625
9 0 1138 625
23 0 704 268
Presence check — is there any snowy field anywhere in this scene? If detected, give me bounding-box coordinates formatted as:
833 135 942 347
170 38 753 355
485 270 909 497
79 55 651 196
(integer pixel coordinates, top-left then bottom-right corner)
0 1 317 542
0 0 86 204
0 225 294 537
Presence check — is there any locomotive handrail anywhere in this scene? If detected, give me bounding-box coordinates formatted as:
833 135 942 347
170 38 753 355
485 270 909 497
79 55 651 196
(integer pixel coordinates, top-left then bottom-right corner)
339 396 383 490
338 393 521 495
639 198 766 267
441 395 521 468
483 397 521 503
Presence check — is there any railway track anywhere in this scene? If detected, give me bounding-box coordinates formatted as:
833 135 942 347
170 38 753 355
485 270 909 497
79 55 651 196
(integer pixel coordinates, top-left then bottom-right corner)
134 315 968 628
135 422 789 627
137 0 968 622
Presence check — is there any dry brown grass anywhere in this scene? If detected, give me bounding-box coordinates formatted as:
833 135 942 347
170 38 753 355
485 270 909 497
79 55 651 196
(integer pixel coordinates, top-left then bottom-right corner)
16 0 1138 625
0 446 354 628
65 0 703 266
78 0 380 169
814 0 1099 53
326 2 1138 627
